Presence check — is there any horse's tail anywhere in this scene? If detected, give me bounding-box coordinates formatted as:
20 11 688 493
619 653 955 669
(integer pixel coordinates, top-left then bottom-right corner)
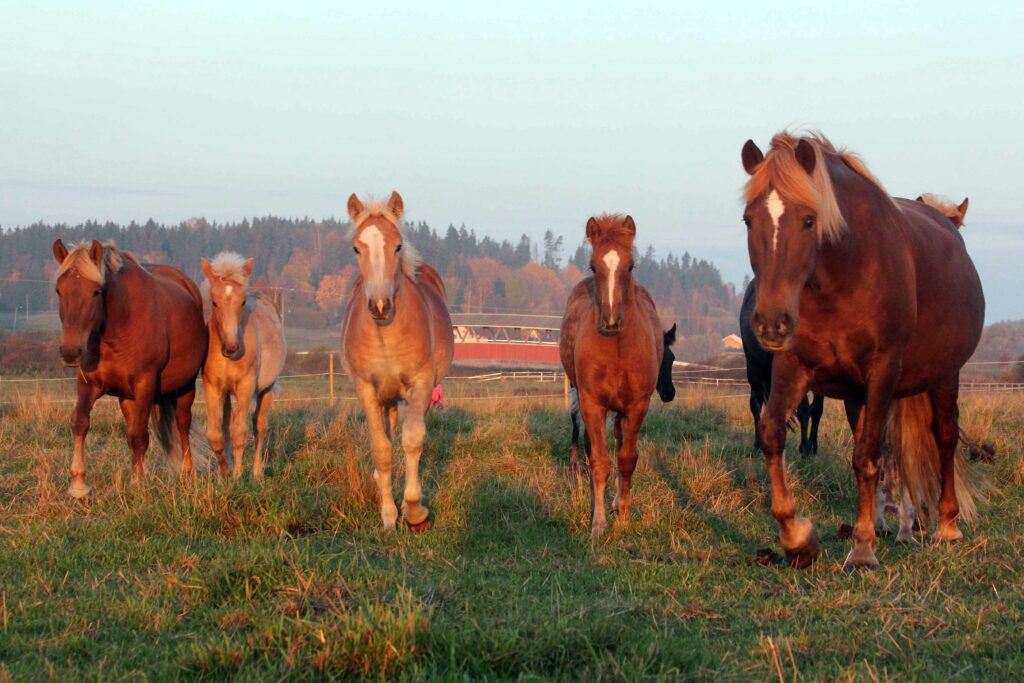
150 394 212 472
890 393 987 524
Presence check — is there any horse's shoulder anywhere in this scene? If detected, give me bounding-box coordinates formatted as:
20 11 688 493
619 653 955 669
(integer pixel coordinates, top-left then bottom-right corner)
414 261 447 298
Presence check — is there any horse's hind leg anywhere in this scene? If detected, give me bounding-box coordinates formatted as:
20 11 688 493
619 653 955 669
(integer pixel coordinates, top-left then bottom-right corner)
119 391 155 484
175 381 198 477
68 381 101 498
383 403 398 441
356 382 399 530
252 388 273 480
797 395 811 455
400 385 432 531
612 404 647 524
931 378 963 543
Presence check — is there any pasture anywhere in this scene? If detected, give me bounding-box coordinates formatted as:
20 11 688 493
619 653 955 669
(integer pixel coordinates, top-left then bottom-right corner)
0 378 1022 680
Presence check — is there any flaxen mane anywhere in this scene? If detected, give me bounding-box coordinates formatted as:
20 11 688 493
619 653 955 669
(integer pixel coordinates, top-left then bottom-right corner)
205 251 249 284
54 241 129 284
918 194 967 227
348 198 423 277
744 132 893 244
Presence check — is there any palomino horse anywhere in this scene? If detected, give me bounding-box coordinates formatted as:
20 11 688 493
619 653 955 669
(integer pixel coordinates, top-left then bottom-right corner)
739 279 824 455
560 214 666 537
569 323 677 471
201 253 286 479
52 240 207 495
917 193 969 228
341 191 454 531
740 132 986 570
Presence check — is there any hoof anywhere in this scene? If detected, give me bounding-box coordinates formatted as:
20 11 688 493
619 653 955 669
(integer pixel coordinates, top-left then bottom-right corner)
67 481 93 499
895 530 916 545
406 515 432 533
591 521 607 539
842 545 880 573
782 519 820 569
935 524 963 544
884 503 899 516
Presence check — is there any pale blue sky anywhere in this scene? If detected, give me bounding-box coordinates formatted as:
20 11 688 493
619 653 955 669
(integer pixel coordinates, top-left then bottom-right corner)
1 1 1022 320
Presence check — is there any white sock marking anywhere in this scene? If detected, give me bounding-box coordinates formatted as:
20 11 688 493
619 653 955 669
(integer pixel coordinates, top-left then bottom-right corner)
766 190 785 252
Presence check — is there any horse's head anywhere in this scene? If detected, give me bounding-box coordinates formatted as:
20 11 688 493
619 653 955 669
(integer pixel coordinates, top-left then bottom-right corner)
201 253 254 358
347 191 409 326
656 323 677 403
740 133 847 352
52 239 112 368
585 214 637 336
917 194 969 229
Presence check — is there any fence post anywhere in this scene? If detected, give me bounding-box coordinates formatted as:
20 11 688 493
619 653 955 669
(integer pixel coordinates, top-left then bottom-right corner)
329 352 335 405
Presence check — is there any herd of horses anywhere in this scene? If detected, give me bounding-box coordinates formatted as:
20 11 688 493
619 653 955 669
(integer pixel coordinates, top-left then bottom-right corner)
49 130 987 572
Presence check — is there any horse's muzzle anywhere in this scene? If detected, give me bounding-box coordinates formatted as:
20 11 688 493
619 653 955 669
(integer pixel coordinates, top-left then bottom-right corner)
369 298 395 326
752 310 794 351
60 346 82 367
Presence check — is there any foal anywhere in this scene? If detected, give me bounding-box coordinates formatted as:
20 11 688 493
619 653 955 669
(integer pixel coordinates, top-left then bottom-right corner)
560 215 665 537
341 192 454 531
201 253 286 479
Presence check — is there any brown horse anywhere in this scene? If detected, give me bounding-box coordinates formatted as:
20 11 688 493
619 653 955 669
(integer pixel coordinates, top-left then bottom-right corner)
341 192 454 531
740 132 986 570
560 214 665 537
52 240 208 496
201 253 286 480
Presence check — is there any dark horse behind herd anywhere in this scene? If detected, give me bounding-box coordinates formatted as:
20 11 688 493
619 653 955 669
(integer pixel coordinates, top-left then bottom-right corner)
47 130 989 573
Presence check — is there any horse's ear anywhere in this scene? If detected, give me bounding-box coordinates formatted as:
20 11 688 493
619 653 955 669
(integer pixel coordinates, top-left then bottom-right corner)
664 322 677 346
387 191 404 220
915 195 924 202
242 258 255 276
623 215 636 236
741 139 764 175
88 240 104 266
52 239 68 264
201 257 214 280
585 217 600 240
347 193 364 223
795 139 816 175
957 197 969 223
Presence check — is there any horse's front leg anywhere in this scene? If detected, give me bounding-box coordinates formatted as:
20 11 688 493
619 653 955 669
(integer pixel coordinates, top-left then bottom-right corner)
356 381 398 530
230 378 256 479
759 355 816 567
400 382 432 531
119 380 156 483
204 383 231 476
578 393 609 538
844 357 900 571
611 400 649 524
68 379 102 498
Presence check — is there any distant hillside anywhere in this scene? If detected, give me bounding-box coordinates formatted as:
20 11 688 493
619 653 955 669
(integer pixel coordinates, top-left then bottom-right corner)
0 216 740 348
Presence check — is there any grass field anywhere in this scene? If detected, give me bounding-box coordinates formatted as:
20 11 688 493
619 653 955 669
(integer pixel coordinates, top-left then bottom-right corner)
0 379 1022 681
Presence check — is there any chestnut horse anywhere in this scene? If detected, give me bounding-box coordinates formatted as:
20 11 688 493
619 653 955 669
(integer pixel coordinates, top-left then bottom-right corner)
917 193 969 228
740 132 985 570
52 240 208 496
560 214 665 537
739 278 824 455
201 253 286 480
341 192 454 531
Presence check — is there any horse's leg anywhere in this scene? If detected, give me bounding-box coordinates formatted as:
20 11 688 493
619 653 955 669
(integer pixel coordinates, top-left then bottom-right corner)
896 488 918 543
119 389 155 484
206 388 230 476
809 393 824 454
569 388 581 471
612 402 648 524
844 360 900 572
611 413 623 510
758 355 816 567
175 381 197 477
230 379 255 479
797 395 811 455
400 383 432 531
579 394 610 538
251 388 273 481
68 380 101 498
931 377 964 543
356 381 398 530
749 391 763 453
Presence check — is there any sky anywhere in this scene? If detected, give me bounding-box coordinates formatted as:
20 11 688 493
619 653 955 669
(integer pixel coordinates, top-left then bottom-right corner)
2 1 1022 321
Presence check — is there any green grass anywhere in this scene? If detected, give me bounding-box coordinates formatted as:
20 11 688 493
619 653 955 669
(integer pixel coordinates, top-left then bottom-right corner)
0 385 1022 681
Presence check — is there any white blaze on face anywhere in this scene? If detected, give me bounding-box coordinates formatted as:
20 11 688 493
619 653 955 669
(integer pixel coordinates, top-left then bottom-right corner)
225 285 233 295
602 249 620 323
359 225 386 283
766 190 785 253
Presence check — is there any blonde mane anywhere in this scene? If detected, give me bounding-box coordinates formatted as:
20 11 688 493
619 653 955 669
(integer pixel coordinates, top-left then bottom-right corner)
55 241 125 285
349 198 422 278
918 193 967 227
744 132 891 244
206 251 250 285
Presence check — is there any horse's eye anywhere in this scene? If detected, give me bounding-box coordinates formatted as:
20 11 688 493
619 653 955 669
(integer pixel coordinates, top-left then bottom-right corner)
396 244 402 253
212 301 218 308
628 264 635 272
743 217 752 229
803 217 815 230
353 246 360 255
589 265 595 273
55 288 60 296
92 290 100 297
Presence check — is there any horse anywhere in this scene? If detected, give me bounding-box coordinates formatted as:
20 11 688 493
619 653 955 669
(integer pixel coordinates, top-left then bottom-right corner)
200 253 286 480
917 194 969 228
739 279 824 455
739 132 986 570
568 323 677 471
559 214 666 537
341 191 454 531
51 239 208 496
